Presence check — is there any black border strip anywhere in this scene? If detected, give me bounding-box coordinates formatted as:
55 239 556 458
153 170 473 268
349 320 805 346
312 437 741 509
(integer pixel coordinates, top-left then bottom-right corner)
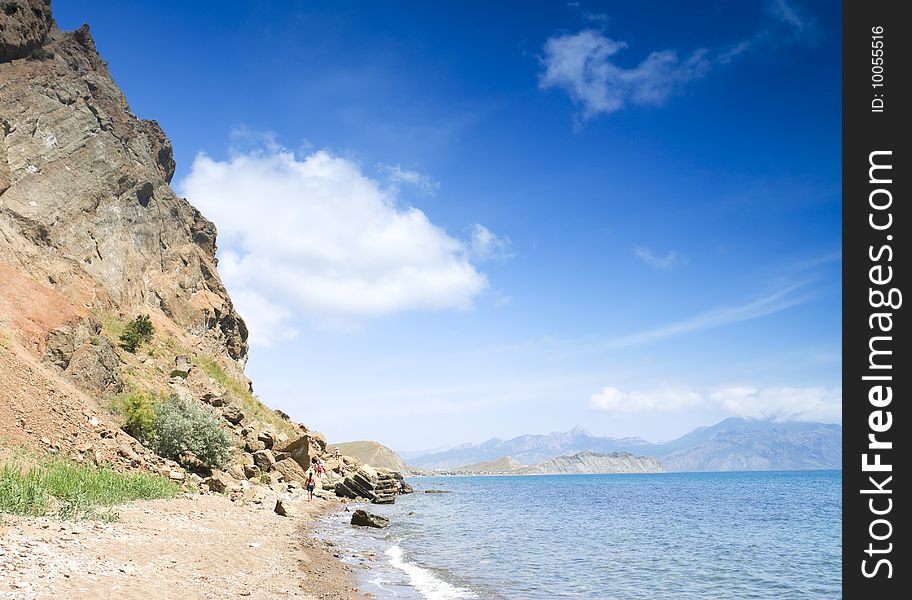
843 1 908 596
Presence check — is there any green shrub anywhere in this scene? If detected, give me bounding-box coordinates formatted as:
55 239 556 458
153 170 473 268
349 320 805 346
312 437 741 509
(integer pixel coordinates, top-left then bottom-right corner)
26 47 54 61
169 369 189 379
1 457 178 521
119 314 155 352
151 395 233 469
111 391 159 443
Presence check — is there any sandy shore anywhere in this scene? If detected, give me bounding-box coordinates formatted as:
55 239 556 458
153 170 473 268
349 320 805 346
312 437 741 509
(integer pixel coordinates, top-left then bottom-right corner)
0 494 371 600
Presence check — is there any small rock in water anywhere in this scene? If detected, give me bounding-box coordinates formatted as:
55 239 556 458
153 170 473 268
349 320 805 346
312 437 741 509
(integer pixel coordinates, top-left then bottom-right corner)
350 509 389 528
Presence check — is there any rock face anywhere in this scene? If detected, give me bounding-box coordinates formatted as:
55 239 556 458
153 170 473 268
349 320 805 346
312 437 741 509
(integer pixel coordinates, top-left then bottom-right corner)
0 0 53 63
0 3 395 508
350 509 389 529
334 465 406 504
279 432 326 471
521 451 663 475
0 16 248 366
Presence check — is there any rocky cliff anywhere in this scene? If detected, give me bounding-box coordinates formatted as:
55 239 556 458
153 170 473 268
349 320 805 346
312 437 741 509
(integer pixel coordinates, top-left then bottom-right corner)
521 451 663 475
0 2 390 503
1 2 247 372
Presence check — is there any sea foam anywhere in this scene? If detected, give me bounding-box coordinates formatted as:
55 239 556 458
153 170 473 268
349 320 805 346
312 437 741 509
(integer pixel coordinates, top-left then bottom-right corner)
385 546 477 600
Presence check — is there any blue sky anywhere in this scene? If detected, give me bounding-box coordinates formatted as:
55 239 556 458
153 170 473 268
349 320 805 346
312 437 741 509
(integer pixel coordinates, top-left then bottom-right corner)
56 1 841 450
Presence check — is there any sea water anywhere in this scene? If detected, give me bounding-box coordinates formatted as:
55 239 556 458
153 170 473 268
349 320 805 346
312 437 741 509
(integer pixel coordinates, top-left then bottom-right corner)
314 471 841 599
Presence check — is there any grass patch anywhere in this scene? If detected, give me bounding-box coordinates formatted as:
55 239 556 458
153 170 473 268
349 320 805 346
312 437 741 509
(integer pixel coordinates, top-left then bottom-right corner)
97 311 127 341
1 455 178 521
0 327 12 350
195 357 297 439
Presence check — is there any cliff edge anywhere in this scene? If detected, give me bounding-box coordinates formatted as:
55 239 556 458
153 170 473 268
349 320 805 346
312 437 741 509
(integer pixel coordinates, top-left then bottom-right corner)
1 3 247 370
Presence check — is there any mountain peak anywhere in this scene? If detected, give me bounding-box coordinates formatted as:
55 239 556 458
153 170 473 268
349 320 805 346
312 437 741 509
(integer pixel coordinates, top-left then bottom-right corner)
568 425 592 437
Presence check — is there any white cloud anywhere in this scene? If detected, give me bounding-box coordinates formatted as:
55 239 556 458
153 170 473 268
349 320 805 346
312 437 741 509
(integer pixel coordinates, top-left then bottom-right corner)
470 224 513 261
589 387 702 412
539 30 711 119
180 144 498 340
603 283 809 348
710 386 841 422
541 1 816 119
224 288 298 347
634 246 680 270
380 164 440 195
589 384 841 423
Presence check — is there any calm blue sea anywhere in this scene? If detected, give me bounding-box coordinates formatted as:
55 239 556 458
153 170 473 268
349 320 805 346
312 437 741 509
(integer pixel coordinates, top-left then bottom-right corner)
315 471 841 599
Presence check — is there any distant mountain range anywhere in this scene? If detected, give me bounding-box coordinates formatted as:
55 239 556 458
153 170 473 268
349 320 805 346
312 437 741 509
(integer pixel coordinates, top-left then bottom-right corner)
451 452 663 475
404 418 842 472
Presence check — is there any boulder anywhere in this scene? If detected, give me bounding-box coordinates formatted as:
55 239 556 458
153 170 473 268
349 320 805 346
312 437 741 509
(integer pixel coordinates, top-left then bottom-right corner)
275 497 306 518
204 470 236 494
243 464 259 479
201 389 227 407
252 449 276 471
227 462 246 480
278 433 321 470
43 316 123 394
244 436 265 453
273 457 309 485
222 405 244 425
333 466 401 504
174 355 192 372
351 509 389 529
257 429 275 449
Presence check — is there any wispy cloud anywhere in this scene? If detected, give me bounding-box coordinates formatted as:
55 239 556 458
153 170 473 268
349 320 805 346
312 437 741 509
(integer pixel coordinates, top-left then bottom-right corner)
380 164 440 195
589 384 841 423
470 224 514 262
791 250 841 273
540 0 817 120
710 385 840 422
539 30 711 119
602 284 809 348
767 0 811 34
634 246 680 270
589 387 702 412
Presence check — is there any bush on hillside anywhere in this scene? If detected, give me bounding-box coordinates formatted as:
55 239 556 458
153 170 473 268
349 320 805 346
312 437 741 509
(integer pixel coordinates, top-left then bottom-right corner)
110 390 159 444
119 314 154 352
150 394 233 469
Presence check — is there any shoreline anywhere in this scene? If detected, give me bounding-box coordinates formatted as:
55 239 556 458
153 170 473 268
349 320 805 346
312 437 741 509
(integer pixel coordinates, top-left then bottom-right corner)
0 493 369 599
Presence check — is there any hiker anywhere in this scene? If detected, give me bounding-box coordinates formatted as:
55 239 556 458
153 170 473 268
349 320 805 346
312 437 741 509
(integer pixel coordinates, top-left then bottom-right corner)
393 480 402 495
305 468 316 501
